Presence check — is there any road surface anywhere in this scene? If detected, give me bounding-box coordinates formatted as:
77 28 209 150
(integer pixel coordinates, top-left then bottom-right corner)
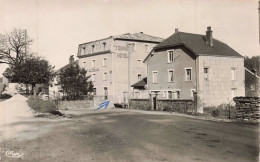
0 107 259 162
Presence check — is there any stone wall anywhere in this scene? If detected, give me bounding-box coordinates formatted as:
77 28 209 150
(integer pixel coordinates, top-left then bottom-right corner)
129 99 151 111
129 98 195 114
58 100 94 110
233 97 260 120
157 99 195 113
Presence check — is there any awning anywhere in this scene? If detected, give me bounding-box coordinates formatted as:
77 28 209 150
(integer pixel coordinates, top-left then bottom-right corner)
131 77 147 89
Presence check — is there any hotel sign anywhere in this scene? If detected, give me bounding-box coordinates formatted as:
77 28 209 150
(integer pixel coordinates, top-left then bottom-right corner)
89 68 99 72
114 45 128 51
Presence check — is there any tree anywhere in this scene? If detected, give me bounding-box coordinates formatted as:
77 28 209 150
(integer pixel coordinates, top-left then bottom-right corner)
59 63 93 100
244 55 260 97
244 56 260 76
3 55 54 94
0 28 32 65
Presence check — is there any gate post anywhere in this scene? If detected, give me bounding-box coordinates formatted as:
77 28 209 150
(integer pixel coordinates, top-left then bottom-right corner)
193 91 203 114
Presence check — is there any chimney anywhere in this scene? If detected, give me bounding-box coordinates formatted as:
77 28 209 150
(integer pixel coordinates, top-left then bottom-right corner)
69 55 74 64
206 26 213 46
175 28 178 33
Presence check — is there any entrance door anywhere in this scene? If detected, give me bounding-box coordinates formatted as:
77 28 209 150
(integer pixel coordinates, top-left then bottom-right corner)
104 87 108 100
153 96 156 110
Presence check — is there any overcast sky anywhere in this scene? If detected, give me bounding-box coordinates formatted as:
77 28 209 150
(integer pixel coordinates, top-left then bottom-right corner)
0 0 259 76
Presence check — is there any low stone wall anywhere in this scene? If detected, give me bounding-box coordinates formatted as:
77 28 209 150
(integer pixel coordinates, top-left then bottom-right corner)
58 100 94 110
129 99 151 111
129 98 195 113
233 97 260 120
157 99 195 113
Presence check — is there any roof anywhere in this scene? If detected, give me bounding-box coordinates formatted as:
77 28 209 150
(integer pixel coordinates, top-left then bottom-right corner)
55 60 79 75
79 32 163 46
154 31 242 57
131 77 147 89
113 32 163 43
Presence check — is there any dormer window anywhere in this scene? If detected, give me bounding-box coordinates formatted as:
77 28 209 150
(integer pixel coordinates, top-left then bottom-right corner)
81 47 85 55
103 42 106 50
92 45 95 53
168 50 174 63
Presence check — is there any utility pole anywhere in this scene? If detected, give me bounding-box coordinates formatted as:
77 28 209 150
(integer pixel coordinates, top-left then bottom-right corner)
127 43 133 108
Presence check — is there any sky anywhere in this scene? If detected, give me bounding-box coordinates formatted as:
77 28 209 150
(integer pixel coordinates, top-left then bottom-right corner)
0 0 259 76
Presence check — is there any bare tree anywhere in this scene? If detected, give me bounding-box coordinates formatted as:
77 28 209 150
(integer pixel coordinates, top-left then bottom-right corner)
0 28 32 65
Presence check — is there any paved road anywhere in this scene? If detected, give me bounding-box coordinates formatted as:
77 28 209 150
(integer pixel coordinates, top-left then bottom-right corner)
1 108 259 162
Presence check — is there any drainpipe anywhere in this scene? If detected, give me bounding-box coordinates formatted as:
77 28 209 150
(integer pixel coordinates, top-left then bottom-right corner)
127 43 133 108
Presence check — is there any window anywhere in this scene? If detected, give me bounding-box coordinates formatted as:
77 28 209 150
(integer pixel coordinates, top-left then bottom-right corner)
168 50 174 63
162 91 167 98
152 71 158 83
137 60 142 68
190 89 196 98
92 59 95 68
103 58 107 67
145 44 149 52
168 91 172 99
168 69 174 82
185 68 192 81
92 74 96 82
204 68 209 80
138 74 142 81
175 91 180 99
92 45 95 53
231 68 236 81
231 88 237 98
103 72 107 81
103 42 106 50
93 88 96 95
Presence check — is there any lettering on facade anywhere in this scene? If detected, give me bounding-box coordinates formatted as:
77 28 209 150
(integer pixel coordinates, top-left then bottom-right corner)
114 45 128 51
89 68 99 72
117 53 128 58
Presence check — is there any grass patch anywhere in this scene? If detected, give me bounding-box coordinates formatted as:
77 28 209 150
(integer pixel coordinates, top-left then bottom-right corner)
204 104 237 119
27 97 57 113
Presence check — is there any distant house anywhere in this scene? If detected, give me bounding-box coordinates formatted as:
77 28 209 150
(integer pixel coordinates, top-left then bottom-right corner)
131 77 148 98
144 27 245 106
49 55 78 99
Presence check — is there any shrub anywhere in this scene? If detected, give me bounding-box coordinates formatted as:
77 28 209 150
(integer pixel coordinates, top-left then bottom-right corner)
204 103 237 119
0 94 12 99
27 97 57 113
211 109 219 117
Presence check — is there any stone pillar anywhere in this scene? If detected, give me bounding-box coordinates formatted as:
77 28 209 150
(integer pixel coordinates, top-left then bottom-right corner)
193 91 203 114
154 93 158 111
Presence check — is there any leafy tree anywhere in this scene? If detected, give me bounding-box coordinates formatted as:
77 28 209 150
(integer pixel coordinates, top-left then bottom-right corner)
244 55 260 97
0 28 32 65
59 63 93 100
244 56 260 76
3 55 54 94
